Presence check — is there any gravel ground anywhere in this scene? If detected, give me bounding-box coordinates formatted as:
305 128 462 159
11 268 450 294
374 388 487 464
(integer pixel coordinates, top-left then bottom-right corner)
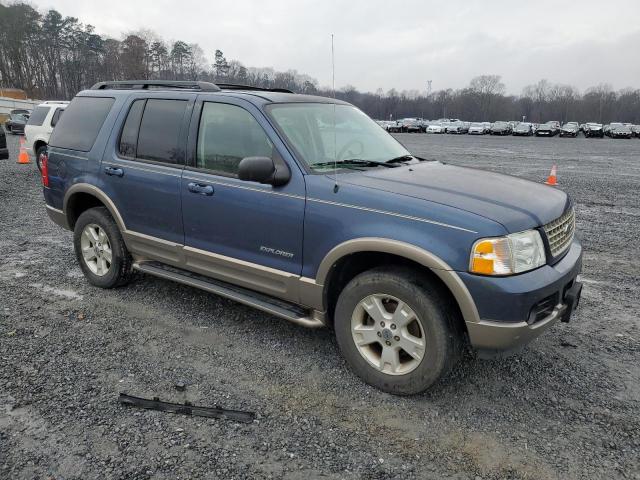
1 131 639 480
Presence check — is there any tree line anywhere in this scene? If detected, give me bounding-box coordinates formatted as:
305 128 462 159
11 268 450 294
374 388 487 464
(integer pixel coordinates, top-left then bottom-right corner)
1 2 638 124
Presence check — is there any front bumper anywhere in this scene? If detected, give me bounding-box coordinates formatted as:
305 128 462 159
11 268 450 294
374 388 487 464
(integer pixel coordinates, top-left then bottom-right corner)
0 147 8 160
460 239 583 355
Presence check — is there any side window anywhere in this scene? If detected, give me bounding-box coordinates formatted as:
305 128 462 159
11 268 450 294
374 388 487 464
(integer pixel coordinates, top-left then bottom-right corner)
26 106 50 127
118 99 145 158
48 96 115 152
50 108 64 127
196 102 274 176
136 99 187 164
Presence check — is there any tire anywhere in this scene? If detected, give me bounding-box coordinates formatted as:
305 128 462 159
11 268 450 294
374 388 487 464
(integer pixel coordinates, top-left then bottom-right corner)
334 266 462 395
73 207 133 288
35 145 47 173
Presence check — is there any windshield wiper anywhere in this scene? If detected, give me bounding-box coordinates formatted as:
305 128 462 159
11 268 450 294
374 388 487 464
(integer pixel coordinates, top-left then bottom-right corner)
313 159 399 169
385 155 415 164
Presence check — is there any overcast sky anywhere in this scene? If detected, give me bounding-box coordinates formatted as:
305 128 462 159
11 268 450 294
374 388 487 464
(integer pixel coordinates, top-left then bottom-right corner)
30 0 640 94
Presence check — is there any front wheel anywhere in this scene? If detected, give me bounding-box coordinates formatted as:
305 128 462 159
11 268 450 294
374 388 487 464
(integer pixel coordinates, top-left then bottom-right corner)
334 267 462 395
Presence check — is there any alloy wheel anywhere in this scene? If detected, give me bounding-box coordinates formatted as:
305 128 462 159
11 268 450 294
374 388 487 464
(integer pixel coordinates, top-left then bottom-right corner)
350 294 426 375
80 223 112 276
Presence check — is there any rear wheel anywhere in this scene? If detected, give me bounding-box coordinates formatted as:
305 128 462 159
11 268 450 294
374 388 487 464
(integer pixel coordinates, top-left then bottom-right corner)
73 207 133 288
334 267 462 395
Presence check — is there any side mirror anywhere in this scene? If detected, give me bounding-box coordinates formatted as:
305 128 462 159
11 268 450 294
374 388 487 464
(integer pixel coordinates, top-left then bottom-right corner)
238 156 290 187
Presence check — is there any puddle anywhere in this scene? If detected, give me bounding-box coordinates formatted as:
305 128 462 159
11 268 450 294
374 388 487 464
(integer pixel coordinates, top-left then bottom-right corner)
28 283 83 300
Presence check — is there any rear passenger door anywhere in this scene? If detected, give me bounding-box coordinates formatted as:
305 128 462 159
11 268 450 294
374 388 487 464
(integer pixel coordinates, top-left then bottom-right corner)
101 93 195 262
180 97 306 299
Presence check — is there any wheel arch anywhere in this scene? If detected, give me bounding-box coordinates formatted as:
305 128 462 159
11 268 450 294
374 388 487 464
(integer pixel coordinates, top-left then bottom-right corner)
64 184 126 232
33 139 48 153
316 238 480 329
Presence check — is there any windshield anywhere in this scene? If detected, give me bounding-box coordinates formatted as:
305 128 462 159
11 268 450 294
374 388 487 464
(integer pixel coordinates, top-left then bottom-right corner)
267 103 410 171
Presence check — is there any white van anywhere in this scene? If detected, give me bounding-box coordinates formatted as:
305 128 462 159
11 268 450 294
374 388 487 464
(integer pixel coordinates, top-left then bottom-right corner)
25 101 69 170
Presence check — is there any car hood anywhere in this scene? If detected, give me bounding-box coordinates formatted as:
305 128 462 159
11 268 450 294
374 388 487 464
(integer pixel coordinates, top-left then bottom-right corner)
340 162 569 232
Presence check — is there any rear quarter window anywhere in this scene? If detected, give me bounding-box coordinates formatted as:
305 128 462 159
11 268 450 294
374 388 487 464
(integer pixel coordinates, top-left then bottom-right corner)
27 106 50 127
49 96 115 152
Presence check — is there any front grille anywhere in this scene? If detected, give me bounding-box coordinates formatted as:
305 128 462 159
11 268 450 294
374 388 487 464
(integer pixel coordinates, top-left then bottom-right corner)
543 208 575 257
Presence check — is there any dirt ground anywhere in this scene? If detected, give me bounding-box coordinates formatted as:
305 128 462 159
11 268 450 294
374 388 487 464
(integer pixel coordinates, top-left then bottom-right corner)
1 132 639 479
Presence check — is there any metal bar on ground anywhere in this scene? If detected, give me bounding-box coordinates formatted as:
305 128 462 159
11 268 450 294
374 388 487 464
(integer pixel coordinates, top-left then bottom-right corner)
118 393 256 423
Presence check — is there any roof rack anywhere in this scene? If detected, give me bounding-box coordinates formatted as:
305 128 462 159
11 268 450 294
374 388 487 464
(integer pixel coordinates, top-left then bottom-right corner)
90 80 221 92
216 83 294 94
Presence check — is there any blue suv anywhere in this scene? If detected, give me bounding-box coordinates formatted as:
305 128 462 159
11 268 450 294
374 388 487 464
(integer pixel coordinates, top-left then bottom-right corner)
42 80 583 394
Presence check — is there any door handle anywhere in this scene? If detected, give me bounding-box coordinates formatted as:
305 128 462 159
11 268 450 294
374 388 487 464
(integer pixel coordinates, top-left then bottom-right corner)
187 182 214 196
104 166 124 177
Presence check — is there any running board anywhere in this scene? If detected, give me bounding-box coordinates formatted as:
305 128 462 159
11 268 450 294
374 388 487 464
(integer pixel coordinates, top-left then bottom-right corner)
132 261 325 328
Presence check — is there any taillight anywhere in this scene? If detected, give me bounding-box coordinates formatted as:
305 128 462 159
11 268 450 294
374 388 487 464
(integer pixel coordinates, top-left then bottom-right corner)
41 153 49 187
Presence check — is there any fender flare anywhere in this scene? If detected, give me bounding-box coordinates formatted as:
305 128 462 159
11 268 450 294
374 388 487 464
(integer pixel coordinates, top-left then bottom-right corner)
63 183 127 231
314 237 480 325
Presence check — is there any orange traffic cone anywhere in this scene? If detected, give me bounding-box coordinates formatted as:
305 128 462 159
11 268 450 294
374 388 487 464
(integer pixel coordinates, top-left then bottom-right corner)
17 136 30 164
544 164 558 186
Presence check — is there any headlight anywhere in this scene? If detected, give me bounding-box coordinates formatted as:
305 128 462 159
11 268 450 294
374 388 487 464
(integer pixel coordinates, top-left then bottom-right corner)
469 229 546 276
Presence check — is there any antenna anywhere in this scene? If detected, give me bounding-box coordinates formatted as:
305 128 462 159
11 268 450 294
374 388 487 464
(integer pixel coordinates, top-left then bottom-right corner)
332 34 339 193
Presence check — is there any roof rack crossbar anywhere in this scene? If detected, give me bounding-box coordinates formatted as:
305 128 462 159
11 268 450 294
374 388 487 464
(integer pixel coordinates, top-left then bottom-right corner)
215 83 295 94
90 80 221 92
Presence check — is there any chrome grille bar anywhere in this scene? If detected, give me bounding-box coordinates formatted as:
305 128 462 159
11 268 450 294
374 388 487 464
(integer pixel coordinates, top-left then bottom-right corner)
543 208 575 257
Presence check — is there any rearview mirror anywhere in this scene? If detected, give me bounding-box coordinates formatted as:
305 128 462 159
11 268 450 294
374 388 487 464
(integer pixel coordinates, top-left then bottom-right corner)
238 156 290 186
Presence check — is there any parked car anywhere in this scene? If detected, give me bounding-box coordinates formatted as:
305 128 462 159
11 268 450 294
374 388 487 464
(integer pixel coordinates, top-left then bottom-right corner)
42 80 583 395
468 122 486 135
559 122 579 138
512 122 533 136
584 122 604 138
609 124 633 139
426 122 445 134
490 121 512 135
4 112 30 135
535 122 558 137
632 125 640 138
0 125 8 160
446 121 468 134
605 123 623 137
400 118 424 133
9 108 30 117
546 121 561 134
387 121 403 133
25 101 69 171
